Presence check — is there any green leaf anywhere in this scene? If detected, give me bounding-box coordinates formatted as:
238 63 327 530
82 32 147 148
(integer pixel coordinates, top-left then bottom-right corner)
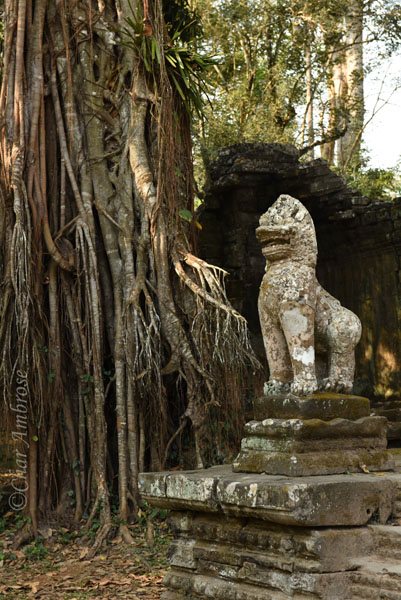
165 53 177 66
178 63 190 88
155 39 161 64
178 208 193 222
170 72 186 103
142 39 151 72
175 51 186 71
32 435 38 442
171 19 197 42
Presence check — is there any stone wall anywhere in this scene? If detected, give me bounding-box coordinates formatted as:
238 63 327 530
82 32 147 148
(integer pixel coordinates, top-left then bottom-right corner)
198 143 401 407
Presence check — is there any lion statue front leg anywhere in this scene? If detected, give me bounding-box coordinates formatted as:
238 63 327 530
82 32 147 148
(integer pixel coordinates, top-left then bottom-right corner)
279 300 318 396
258 298 293 395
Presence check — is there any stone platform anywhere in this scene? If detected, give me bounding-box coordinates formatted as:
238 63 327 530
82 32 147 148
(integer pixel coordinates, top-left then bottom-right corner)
139 465 394 527
140 464 401 599
139 392 400 598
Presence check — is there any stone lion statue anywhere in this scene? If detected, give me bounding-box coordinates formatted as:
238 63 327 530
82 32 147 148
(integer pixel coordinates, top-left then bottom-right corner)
256 194 361 396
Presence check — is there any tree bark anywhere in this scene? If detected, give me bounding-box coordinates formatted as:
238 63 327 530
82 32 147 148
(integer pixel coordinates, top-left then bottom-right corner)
0 0 259 550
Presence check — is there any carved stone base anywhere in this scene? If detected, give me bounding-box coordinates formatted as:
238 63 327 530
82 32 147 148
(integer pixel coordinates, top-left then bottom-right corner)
139 461 401 599
160 515 401 600
162 512 367 599
233 415 393 476
233 393 394 476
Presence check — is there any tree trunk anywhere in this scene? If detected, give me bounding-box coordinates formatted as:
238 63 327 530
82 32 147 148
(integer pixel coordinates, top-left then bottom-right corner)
0 0 258 548
305 40 314 160
335 0 364 170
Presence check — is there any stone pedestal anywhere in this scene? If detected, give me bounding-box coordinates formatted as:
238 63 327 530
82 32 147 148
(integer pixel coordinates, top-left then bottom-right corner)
140 465 401 599
139 393 401 599
233 393 394 476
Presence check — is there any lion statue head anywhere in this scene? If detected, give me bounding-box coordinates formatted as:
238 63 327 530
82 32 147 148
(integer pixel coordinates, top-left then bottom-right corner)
256 195 317 267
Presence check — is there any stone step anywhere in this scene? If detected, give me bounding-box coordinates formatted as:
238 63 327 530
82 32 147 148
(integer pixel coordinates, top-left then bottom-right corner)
163 570 335 599
370 525 401 561
234 416 393 476
350 583 401 600
393 478 401 518
169 512 370 574
351 559 401 599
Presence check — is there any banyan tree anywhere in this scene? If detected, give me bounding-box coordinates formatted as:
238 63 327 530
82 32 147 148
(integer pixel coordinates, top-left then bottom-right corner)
0 0 258 550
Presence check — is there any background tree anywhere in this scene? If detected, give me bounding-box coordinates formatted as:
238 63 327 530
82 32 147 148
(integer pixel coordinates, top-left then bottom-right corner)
0 0 258 550
194 0 401 185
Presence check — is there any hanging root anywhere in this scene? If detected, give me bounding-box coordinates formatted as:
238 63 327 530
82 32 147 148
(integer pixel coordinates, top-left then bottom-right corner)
174 249 259 371
159 246 262 467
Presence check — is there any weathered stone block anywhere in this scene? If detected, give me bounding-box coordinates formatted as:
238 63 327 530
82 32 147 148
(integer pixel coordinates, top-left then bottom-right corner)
156 490 401 599
163 570 351 599
253 393 370 421
168 512 372 573
142 463 401 599
139 465 394 526
233 412 393 476
233 446 393 477
244 415 386 442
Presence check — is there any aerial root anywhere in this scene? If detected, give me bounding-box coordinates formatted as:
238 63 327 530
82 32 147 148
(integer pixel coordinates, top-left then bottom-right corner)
86 522 113 560
119 523 135 545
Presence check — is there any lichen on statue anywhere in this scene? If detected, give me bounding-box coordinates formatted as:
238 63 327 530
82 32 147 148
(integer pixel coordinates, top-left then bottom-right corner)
256 194 361 396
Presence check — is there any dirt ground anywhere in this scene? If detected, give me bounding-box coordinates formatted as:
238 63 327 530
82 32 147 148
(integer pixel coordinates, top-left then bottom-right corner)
0 505 170 600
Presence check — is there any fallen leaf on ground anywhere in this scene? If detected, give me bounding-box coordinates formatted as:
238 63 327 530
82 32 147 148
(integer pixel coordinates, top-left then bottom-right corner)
29 581 41 594
79 547 89 559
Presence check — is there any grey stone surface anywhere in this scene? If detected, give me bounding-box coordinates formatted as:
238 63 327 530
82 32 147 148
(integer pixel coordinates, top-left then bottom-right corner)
168 512 373 573
253 392 370 421
233 447 394 477
243 415 386 442
139 465 394 526
142 456 401 599
160 520 401 599
350 557 401 599
235 392 394 475
232 414 395 475
163 569 352 599
160 512 401 600
257 195 361 396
